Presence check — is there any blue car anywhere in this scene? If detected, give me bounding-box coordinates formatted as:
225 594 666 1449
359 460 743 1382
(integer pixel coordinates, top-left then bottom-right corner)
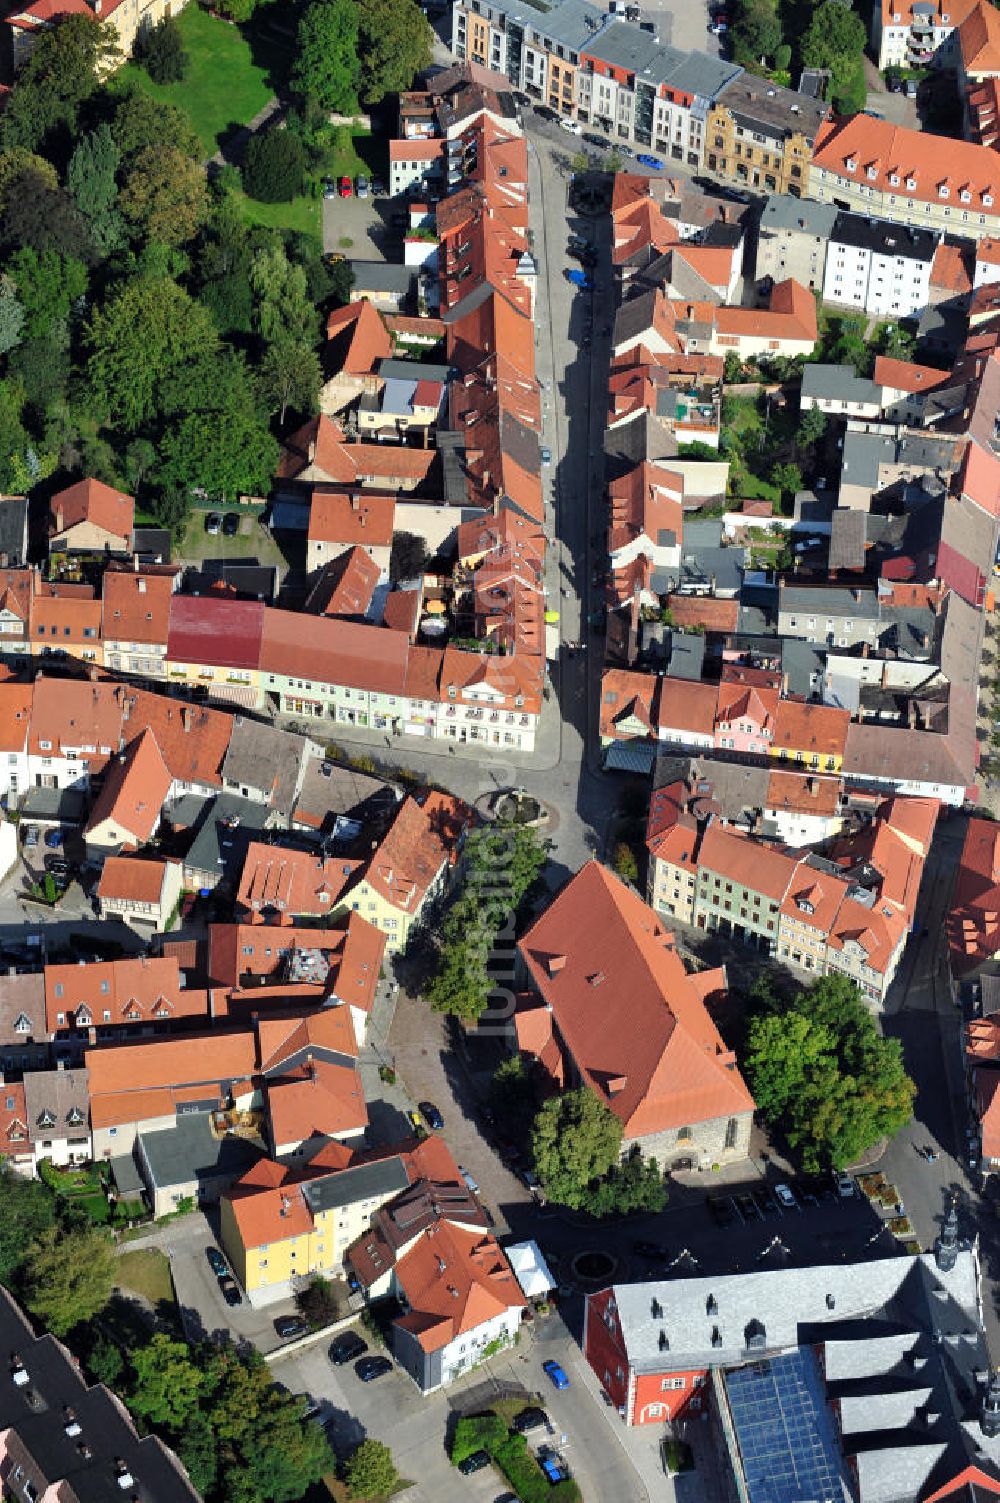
637 153 664 170
542 1359 570 1390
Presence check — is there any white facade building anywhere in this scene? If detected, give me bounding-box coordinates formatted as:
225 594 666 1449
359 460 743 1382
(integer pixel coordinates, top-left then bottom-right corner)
823 213 937 318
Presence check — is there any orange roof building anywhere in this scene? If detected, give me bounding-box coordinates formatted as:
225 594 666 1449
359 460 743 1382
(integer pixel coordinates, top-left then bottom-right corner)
49 478 134 553
947 816 1000 979
516 861 754 1161
959 0 1000 79
84 728 172 851
324 300 393 377
236 842 361 923
306 489 395 574
349 792 473 952
48 953 206 1038
304 546 381 619
102 569 175 653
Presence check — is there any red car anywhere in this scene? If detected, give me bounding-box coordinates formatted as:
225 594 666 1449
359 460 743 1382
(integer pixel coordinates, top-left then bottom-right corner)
338 176 353 198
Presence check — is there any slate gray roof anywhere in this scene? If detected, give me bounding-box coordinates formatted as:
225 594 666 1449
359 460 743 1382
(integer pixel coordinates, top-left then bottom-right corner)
137 1109 260 1191
611 1250 980 1374
781 638 825 697
760 194 838 238
378 358 451 384
828 508 867 571
716 74 829 140
586 22 683 76
0 496 28 566
303 1155 410 1215
831 212 936 263
666 631 705 681
182 793 270 885
0 1285 202 1498
222 717 310 818
293 756 401 833
779 583 880 619
801 364 881 407
350 262 416 297
24 1067 89 1141
614 287 658 349
668 50 742 99
0 972 46 1046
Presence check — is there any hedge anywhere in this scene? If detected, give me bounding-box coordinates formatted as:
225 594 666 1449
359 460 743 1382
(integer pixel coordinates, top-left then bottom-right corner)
450 1416 581 1503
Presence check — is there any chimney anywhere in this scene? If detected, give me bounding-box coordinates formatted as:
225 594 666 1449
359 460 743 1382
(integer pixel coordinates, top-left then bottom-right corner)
934 1201 959 1273
54 507 63 533
181 706 192 733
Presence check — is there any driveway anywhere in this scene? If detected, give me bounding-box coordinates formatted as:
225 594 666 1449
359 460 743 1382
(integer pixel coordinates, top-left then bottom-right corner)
270 1312 647 1502
323 193 398 260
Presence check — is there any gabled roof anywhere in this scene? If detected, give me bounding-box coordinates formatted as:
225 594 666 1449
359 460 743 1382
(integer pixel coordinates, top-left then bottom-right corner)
102 569 174 646
50 478 134 544
237 842 361 918
947 816 1000 976
959 0 1000 76
362 793 472 913
304 547 381 618
812 113 1000 210
600 669 659 741
657 676 719 736
97 855 173 906
698 822 798 902
167 596 265 671
307 489 395 550
84 729 172 846
325 300 393 377
392 1221 523 1352
772 700 850 757
517 861 753 1138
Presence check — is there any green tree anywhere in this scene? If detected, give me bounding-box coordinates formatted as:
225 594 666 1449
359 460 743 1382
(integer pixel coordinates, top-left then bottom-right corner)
745 974 916 1171
243 129 306 203
202 1346 334 1503
489 1054 537 1119
612 841 639 882
0 1168 54 1283
774 41 792 71
86 1332 124 1387
345 1438 399 1499
120 145 209 246
356 0 434 104
86 276 220 430
796 405 827 448
769 460 802 497
112 90 201 162
733 0 782 66
0 379 30 493
0 172 94 260
723 351 745 384
391 529 429 579
292 0 360 111
0 276 25 355
0 148 57 211
136 13 188 82
7 248 86 338
157 350 279 501
217 0 258 19
260 335 321 424
21 1225 114 1336
175 1411 218 1496
250 245 318 344
802 2 868 111
1 14 119 152
531 1089 623 1209
67 124 126 255
587 1149 667 1217
128 1335 204 1430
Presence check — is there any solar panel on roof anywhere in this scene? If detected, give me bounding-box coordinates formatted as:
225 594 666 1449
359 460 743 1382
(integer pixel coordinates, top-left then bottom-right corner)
724 1349 850 1503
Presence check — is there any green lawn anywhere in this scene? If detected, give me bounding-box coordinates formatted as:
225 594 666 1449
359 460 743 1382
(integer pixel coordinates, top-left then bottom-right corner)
116 4 287 159
115 1248 176 1309
240 189 320 239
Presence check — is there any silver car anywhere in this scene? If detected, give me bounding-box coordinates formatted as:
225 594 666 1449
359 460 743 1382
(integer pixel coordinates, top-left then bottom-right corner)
355 175 369 199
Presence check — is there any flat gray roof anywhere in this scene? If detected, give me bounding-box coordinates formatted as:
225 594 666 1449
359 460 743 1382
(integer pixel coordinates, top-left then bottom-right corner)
304 1155 410 1215
801 364 881 406
761 194 838 237
138 1112 260 1190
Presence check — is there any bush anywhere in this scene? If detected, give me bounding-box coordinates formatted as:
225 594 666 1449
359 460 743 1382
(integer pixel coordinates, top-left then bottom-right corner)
242 130 306 204
136 15 189 83
612 842 639 883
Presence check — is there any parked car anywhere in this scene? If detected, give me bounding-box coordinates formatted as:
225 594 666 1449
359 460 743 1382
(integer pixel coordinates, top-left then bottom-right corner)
322 178 336 199
44 828 62 849
219 1277 242 1307
222 512 240 537
637 153 665 170
906 78 918 97
459 1165 480 1196
542 1359 570 1390
707 1194 736 1226
457 1450 490 1476
338 176 353 198
371 178 386 197
834 1172 856 1198
205 512 221 535
618 143 635 158
558 117 582 135
355 175 369 198
538 1447 570 1483
632 1240 670 1262
540 447 552 465
355 1355 392 1382
510 1405 547 1434
21 825 38 849
754 1187 779 1215
329 1331 368 1365
419 1100 444 1130
274 1315 309 1340
774 1184 797 1209
44 858 69 878
206 1247 228 1277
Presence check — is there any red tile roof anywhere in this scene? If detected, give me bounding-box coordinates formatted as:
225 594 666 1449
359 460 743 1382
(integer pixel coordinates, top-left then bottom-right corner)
50 478 133 544
518 862 754 1138
47 955 200 1034
812 112 1000 211
167 596 265 671
657 676 719 737
237 842 361 919
772 700 850 758
392 1221 522 1353
84 729 172 846
0 1082 27 1158
382 588 421 637
363 792 472 912
102 569 174 645
87 1028 258 1127
600 669 659 741
97 855 173 906
873 356 953 393
307 489 395 549
765 770 841 818
664 595 739 632
325 300 393 376
947 816 1000 975
266 1056 367 1148
698 823 797 902
260 608 409 696
304 547 380 618
959 0 1000 75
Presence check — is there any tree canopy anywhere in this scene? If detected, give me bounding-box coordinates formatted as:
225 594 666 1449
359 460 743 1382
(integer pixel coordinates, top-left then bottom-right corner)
243 130 306 204
0 1168 55 1283
137 14 189 84
292 0 360 111
21 1224 115 1336
802 2 867 113
531 1089 623 1208
744 974 916 1171
356 0 434 104
345 1438 399 1499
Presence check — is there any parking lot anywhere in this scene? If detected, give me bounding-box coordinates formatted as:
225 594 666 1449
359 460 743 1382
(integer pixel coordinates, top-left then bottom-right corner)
636 0 723 56
322 190 397 260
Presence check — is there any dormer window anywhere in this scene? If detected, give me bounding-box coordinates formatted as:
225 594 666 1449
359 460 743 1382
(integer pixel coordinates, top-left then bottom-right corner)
845 156 858 173
75 1007 92 1027
889 173 899 186
985 193 994 207
67 1107 83 1127
961 188 971 203
37 1110 55 1129
905 177 917 191
938 184 949 198
866 165 877 181
14 1014 30 1033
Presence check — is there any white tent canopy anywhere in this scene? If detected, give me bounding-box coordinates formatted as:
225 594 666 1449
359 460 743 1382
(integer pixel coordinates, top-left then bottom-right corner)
506 1239 555 1298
